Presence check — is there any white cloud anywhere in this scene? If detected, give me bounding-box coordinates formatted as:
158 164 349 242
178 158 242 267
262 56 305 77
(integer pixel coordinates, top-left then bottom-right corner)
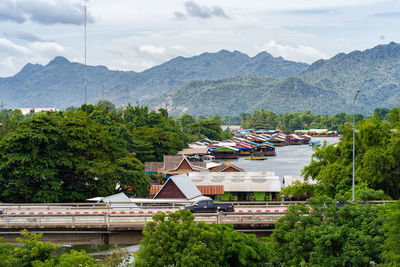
0 37 66 76
0 38 31 55
29 41 65 55
260 40 329 63
0 0 95 25
175 1 229 19
139 45 166 55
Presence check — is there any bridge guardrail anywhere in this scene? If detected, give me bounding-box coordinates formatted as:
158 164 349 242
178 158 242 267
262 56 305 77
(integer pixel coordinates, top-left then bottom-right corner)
0 211 287 229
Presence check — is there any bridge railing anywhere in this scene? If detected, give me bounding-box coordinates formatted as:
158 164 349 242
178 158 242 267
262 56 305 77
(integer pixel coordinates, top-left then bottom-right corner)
0 211 287 229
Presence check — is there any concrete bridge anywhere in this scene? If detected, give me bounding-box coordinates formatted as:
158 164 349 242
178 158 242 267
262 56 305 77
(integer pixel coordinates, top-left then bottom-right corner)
0 200 392 244
0 210 285 244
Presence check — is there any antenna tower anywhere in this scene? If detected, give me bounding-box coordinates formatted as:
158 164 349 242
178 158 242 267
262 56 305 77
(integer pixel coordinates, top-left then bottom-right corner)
84 0 89 104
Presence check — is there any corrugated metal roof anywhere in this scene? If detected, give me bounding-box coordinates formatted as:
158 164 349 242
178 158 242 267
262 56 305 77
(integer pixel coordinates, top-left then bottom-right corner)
237 142 253 149
178 147 209 155
210 162 244 172
261 141 275 147
171 176 202 199
101 193 137 207
144 162 164 172
153 175 203 200
197 185 224 195
243 140 260 146
187 172 281 192
150 184 224 196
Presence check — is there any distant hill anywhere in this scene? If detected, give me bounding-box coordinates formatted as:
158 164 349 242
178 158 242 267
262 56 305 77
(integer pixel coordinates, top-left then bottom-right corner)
151 42 400 115
0 50 308 109
298 42 400 111
149 76 345 115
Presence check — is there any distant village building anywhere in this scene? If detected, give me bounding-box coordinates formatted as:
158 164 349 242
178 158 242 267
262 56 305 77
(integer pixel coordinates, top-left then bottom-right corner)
184 172 282 201
16 108 58 115
209 162 244 172
153 175 207 200
144 155 209 178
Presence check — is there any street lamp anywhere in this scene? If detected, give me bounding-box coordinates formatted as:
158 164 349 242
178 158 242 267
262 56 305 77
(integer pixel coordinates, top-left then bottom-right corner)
352 90 360 202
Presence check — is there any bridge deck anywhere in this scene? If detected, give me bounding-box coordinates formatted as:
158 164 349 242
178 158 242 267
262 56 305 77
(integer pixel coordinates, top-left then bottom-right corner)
0 212 285 231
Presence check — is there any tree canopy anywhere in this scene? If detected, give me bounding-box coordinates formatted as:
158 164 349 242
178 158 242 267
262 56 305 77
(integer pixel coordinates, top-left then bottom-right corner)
135 209 267 266
302 112 399 200
268 196 386 266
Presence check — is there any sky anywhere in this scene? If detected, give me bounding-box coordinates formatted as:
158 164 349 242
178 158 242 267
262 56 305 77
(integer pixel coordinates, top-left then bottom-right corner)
0 0 399 77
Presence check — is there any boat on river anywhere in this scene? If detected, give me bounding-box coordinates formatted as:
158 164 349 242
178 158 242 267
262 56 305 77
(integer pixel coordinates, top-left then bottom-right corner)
245 157 267 161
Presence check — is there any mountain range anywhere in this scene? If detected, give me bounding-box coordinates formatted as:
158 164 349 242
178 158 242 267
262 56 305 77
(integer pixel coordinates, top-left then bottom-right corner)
0 50 307 109
1 42 400 115
151 42 400 115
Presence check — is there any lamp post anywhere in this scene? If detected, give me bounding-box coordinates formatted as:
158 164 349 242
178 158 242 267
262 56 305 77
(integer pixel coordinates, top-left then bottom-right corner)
352 90 360 202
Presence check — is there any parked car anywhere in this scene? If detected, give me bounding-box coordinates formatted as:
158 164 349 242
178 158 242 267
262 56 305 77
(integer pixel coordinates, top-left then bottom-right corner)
0 209 3 215
183 200 234 213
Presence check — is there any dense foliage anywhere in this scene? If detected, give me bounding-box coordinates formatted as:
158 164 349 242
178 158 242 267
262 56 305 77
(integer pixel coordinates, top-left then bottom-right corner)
381 200 400 264
269 196 385 266
135 209 267 266
0 230 99 267
151 75 344 116
0 103 233 202
240 109 364 133
302 112 400 199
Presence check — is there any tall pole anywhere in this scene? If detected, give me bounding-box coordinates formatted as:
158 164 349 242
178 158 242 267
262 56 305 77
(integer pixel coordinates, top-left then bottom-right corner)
84 0 88 104
352 90 360 202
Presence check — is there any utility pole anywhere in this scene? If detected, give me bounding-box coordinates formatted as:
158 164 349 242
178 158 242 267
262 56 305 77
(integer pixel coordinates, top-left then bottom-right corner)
101 84 104 100
122 99 125 117
352 90 360 202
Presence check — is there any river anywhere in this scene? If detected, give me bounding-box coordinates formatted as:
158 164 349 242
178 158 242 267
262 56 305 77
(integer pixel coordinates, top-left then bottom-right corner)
221 137 340 177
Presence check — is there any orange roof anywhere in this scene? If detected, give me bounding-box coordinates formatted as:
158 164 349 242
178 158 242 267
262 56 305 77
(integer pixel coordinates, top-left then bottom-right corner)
150 185 163 195
150 184 224 196
196 185 224 195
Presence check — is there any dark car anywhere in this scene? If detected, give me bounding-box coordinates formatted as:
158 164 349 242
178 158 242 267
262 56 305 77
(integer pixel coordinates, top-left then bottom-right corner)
184 200 234 213
0 209 3 215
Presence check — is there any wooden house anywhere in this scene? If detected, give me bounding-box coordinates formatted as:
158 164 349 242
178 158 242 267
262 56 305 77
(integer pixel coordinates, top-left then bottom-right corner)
268 136 287 146
235 141 254 156
150 183 224 199
145 155 209 178
253 142 276 156
153 176 203 200
286 134 304 145
187 172 282 201
209 162 244 172
210 146 239 159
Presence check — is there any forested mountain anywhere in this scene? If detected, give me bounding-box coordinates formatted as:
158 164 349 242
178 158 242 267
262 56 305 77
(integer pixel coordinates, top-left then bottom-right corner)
149 76 343 115
0 50 308 109
151 42 400 115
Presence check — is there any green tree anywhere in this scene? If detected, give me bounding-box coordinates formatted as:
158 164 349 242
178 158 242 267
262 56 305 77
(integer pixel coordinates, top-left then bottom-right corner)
135 210 267 266
302 114 400 199
180 113 195 132
0 230 98 267
268 196 385 266
281 180 315 199
381 200 400 265
0 110 151 202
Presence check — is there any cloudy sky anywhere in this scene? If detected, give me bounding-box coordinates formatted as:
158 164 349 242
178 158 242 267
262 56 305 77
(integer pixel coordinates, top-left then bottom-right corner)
0 0 399 77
